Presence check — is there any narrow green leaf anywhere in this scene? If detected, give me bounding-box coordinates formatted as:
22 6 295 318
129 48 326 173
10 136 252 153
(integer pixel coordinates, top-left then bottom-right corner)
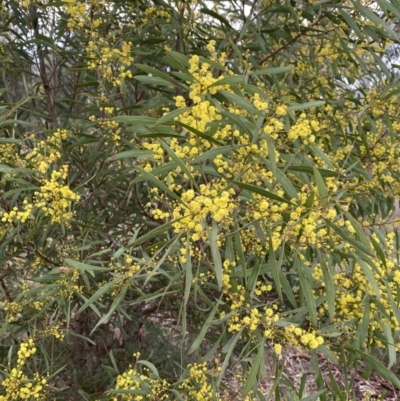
234 212 247 283
324 220 372 256
113 116 157 126
295 255 317 327
136 360 160 377
351 0 398 40
219 90 262 116
353 255 380 297
318 345 339 365
221 110 254 137
300 390 326 401
208 220 223 290
135 64 187 88
355 295 370 348
0 165 34 175
287 100 325 112
327 366 346 401
65 259 110 272
266 359 285 401
183 241 192 309
274 168 298 200
159 140 198 189
133 165 184 204
132 161 177 183
133 75 174 87
156 107 191 125
346 345 400 389
232 181 292 204
311 351 327 401
242 335 264 396
163 51 190 70
269 228 283 303
76 281 116 314
343 211 371 252
308 143 334 169
381 322 396 369
279 269 297 308
370 235 386 268
0 119 37 128
198 8 233 28
178 122 225 146
128 219 175 248
386 282 400 328
208 75 246 87
191 145 241 164
339 9 364 39
0 138 22 144
313 167 328 205
90 285 128 334
188 299 222 354
75 80 99 88
377 0 400 20
68 331 96 346
250 66 294 75
317 250 335 322
217 330 242 387
288 165 341 177
266 135 276 176
107 150 153 161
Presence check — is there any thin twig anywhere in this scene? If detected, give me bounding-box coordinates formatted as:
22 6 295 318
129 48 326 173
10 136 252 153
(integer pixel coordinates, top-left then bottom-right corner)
255 14 324 68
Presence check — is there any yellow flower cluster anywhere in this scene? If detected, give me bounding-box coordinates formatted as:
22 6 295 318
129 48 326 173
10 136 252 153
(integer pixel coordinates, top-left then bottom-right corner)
187 55 222 104
34 165 80 224
17 339 36 366
89 112 122 144
219 260 325 355
109 254 143 296
39 321 65 340
170 187 236 241
113 358 234 401
206 40 227 65
120 255 142 277
358 126 400 193
220 263 279 337
263 118 284 140
0 370 47 400
175 99 221 133
63 0 88 28
86 39 133 86
27 129 67 174
2 301 22 323
287 112 318 143
55 268 83 300
143 5 171 23
0 143 24 168
141 53 296 260
0 131 78 226
1 200 33 224
252 93 268 111
284 325 324 350
178 362 221 401
312 231 400 346
0 339 48 400
112 353 169 400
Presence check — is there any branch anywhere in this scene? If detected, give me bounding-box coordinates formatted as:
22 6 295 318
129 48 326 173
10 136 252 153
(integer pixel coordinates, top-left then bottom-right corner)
255 14 324 68
32 5 57 124
0 277 13 302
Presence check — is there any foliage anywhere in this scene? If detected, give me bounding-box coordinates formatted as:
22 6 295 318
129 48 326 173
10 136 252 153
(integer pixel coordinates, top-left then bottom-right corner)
1 0 400 399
